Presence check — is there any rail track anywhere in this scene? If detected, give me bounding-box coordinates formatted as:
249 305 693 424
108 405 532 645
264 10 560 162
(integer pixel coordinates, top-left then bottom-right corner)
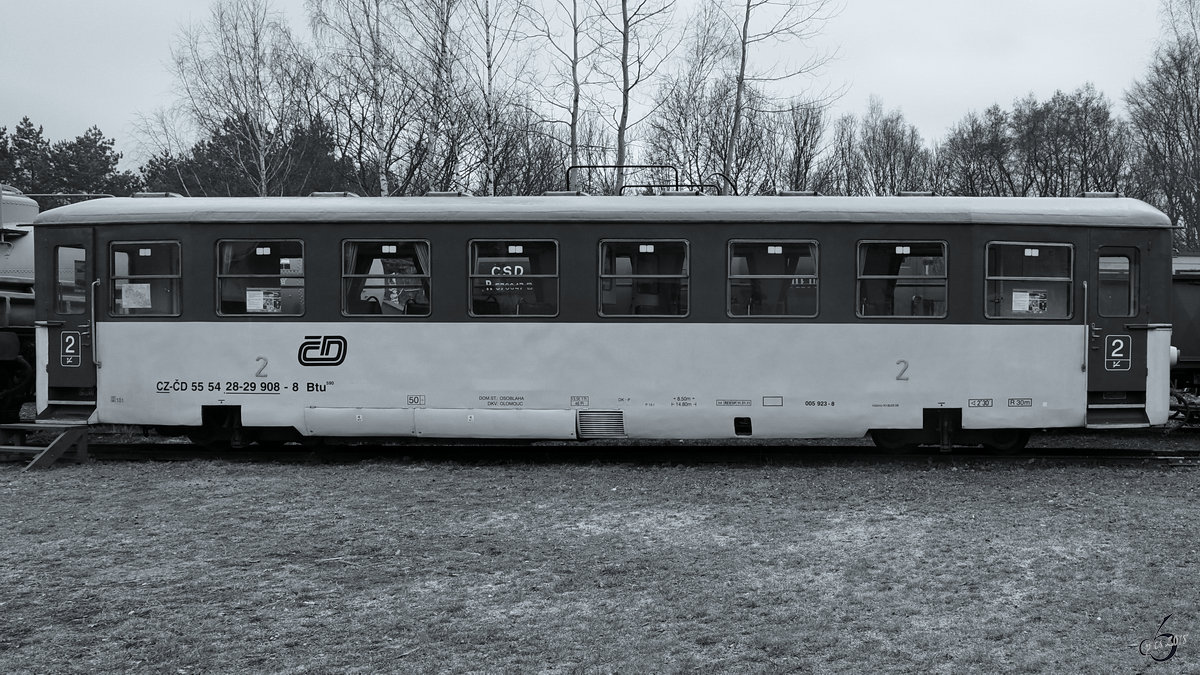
2 426 1197 468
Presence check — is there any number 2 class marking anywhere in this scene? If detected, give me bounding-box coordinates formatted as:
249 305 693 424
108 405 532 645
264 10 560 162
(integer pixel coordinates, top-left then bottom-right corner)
1109 338 1125 358
896 359 910 381
1104 335 1131 371
255 356 269 377
60 331 82 367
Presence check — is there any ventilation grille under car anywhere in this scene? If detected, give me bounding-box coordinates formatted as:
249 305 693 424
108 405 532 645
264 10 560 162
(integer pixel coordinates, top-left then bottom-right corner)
576 410 626 439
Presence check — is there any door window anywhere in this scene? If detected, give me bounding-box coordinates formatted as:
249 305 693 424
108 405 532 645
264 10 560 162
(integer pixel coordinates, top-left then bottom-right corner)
1098 252 1136 317
55 246 87 315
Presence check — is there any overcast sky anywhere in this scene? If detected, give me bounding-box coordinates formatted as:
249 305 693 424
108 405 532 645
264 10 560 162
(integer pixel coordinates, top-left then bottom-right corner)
0 0 1166 173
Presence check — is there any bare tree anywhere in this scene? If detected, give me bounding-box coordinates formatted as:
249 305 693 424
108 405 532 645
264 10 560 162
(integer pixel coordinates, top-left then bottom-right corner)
781 98 825 191
1062 86 1134 195
524 0 606 185
646 3 827 194
1007 86 1131 197
810 113 862 195
593 0 677 192
1128 36 1200 248
715 0 837 193
935 110 997 197
458 0 532 194
170 0 316 196
644 80 723 190
858 98 932 195
644 5 734 190
934 106 1015 196
490 109 572 194
397 0 471 192
308 0 425 196
568 115 618 193
713 81 789 193
1162 0 1200 44
933 86 1133 200
135 107 204 195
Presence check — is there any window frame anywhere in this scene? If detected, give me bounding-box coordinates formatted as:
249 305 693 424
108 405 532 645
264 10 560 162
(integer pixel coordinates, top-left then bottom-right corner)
341 239 431 317
108 240 182 318
598 239 691 318
467 238 560 318
726 239 819 318
215 238 306 317
856 239 948 319
984 241 1074 320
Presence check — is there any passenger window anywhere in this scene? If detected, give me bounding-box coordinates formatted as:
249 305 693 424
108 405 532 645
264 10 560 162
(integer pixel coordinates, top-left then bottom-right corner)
469 240 558 316
728 241 818 317
857 241 947 318
1098 252 1136 317
110 242 181 316
600 240 689 317
55 246 87 315
216 240 305 316
985 243 1072 319
343 241 430 316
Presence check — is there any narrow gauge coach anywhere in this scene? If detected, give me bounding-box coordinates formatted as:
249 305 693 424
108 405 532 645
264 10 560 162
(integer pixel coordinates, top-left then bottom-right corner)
31 193 1174 451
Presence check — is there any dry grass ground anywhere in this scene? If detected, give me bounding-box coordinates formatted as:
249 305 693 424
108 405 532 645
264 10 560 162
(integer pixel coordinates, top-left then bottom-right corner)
0 456 1197 673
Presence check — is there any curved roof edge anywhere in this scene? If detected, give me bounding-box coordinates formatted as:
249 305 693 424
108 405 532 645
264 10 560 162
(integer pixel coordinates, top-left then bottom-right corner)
34 194 1174 229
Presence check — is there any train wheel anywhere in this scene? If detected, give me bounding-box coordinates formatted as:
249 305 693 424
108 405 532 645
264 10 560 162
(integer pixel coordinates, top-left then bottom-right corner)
980 429 1030 454
869 430 922 453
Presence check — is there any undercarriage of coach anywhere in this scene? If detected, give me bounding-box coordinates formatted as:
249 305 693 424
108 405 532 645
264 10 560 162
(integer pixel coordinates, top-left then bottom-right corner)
1169 364 1200 425
869 408 1031 453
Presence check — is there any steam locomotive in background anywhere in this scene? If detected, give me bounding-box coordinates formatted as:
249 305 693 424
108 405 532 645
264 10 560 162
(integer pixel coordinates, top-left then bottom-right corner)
0 185 36 421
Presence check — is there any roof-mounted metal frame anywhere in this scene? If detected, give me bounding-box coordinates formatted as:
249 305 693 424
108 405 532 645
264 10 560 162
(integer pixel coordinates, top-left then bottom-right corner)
566 164 680 191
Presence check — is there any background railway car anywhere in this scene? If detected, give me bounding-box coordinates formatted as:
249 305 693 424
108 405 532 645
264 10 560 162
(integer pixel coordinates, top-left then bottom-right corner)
31 194 1175 451
1172 255 1200 390
0 185 37 421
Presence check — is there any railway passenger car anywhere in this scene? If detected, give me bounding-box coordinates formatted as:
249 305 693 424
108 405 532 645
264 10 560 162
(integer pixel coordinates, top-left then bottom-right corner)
1172 255 1200 392
31 193 1175 450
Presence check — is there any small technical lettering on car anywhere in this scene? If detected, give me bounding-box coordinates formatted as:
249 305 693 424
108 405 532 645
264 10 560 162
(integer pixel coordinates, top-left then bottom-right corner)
298 335 348 366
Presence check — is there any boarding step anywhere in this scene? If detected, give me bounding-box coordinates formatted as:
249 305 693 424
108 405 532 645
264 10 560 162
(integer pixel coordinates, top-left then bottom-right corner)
38 400 96 424
0 422 89 471
1085 403 1150 429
